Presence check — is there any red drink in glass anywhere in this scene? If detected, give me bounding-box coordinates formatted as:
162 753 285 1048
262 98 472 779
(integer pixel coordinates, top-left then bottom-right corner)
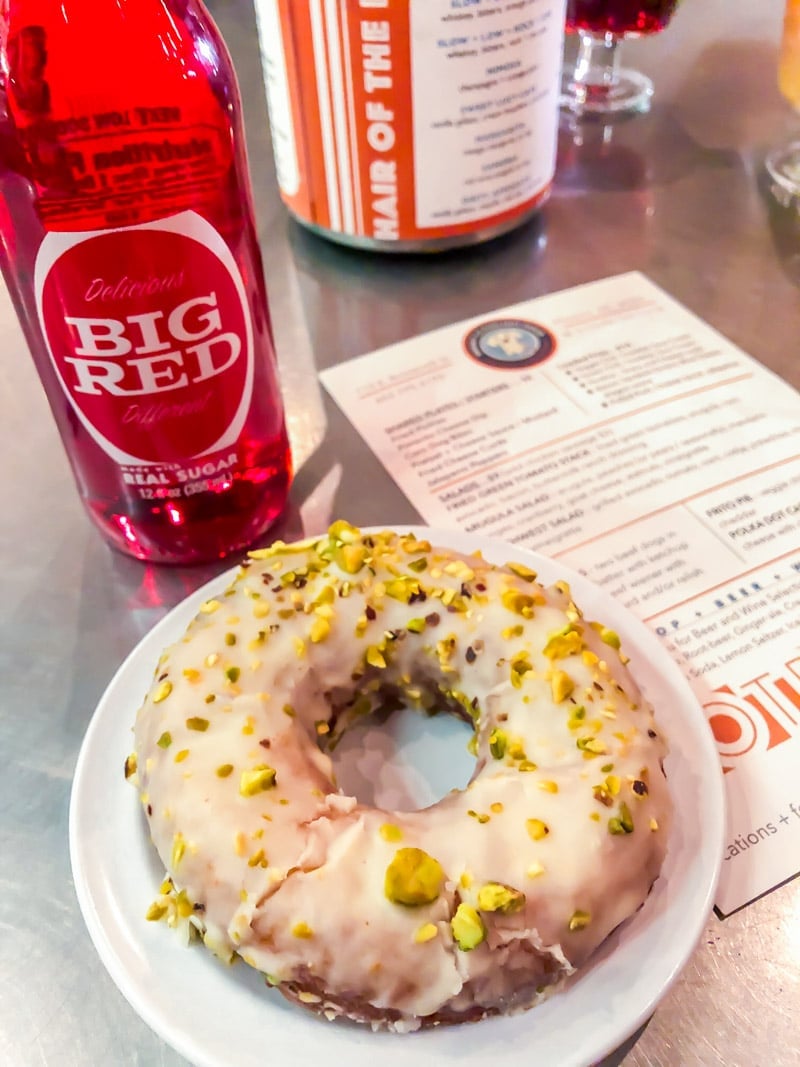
566 0 680 36
0 0 292 564
561 0 682 114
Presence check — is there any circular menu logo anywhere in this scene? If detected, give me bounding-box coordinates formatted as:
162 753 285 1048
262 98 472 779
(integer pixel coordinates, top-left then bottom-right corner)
464 319 556 370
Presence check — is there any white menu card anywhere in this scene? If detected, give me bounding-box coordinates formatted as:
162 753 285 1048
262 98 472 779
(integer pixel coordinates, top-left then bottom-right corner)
320 271 800 918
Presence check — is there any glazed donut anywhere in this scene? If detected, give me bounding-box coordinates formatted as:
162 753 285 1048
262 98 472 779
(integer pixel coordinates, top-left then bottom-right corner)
130 522 671 1030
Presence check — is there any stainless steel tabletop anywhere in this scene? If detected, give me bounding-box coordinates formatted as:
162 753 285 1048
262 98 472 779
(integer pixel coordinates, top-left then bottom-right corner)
2 0 799 1064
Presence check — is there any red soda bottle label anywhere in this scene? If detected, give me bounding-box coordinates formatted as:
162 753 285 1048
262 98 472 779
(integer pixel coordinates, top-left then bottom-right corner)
34 209 254 467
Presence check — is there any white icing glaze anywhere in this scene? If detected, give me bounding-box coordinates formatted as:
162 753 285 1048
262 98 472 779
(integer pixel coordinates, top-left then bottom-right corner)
132 524 672 1029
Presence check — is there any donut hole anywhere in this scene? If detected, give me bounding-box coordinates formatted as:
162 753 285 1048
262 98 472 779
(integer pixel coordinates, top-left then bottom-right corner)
326 704 476 812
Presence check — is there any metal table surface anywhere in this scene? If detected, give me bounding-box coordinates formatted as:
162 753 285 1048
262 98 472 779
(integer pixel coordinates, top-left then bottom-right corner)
1 1 798 1064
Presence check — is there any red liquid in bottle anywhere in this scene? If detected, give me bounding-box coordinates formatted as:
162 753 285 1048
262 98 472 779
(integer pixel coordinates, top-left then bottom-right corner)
566 0 680 36
0 0 292 564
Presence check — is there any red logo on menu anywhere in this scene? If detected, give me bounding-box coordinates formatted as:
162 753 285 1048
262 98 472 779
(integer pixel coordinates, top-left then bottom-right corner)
705 654 800 772
38 217 251 464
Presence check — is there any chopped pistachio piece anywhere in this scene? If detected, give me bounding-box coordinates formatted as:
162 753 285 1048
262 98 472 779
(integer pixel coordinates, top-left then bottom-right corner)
366 645 386 669
501 589 537 618
507 738 526 760
450 903 486 951
124 752 138 779
608 802 635 835
171 834 186 867
186 717 209 732
569 909 591 931
567 705 587 730
506 561 538 582
379 823 403 843
335 543 367 574
247 546 276 560
152 680 173 704
510 651 533 689
384 847 444 906
239 765 277 796
174 893 193 923
443 559 475 581
550 670 574 703
489 728 508 760
291 922 314 939
146 902 169 922
216 764 234 778
414 922 439 944
577 736 607 756
600 627 621 649
310 616 331 643
157 731 172 749
386 576 421 602
542 625 584 660
328 519 360 543
526 818 550 841
477 882 526 914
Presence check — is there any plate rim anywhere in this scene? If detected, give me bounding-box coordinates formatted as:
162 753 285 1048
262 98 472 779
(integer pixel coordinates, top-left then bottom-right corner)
69 524 726 1067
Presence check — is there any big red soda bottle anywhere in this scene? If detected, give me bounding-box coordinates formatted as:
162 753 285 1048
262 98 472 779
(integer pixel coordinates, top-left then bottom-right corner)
0 0 292 564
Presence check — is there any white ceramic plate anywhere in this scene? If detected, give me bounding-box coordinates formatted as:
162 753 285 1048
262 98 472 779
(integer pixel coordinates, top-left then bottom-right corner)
70 527 725 1067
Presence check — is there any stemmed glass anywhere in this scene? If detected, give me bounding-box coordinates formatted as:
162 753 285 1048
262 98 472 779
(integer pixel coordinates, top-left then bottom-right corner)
560 0 682 118
766 1 800 205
